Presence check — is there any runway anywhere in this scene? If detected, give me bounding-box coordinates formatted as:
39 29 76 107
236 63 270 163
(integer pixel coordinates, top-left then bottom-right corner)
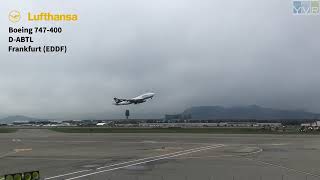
1 129 320 180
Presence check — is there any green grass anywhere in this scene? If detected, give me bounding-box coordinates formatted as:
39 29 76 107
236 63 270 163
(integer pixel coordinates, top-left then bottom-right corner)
0 128 17 133
49 127 295 134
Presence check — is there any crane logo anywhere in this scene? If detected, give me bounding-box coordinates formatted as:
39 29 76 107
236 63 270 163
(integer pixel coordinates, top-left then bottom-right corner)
9 10 21 22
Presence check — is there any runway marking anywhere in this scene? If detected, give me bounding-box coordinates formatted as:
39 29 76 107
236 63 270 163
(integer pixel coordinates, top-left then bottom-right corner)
0 147 32 158
175 147 263 159
171 146 320 178
228 143 290 146
170 145 320 178
45 170 91 180
18 140 105 143
14 148 32 152
44 145 217 180
268 143 289 146
5 157 105 161
96 144 222 170
244 157 320 178
65 145 224 180
45 144 224 180
189 144 320 178
141 140 158 143
0 151 16 159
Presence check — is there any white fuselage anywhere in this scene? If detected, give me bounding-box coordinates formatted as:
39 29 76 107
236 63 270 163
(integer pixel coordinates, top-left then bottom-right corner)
132 93 155 100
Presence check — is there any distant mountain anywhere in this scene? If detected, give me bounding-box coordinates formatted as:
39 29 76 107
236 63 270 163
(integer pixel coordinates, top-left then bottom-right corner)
182 105 320 120
0 115 47 124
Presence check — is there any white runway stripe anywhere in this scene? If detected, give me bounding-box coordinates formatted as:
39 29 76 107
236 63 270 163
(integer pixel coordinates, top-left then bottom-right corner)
65 144 224 180
44 144 224 180
45 170 91 180
244 157 320 178
97 144 221 170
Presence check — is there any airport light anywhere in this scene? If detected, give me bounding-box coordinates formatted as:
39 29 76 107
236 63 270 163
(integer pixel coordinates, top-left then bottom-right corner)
13 174 22 180
31 171 39 180
2 171 39 180
5 174 14 180
23 173 31 180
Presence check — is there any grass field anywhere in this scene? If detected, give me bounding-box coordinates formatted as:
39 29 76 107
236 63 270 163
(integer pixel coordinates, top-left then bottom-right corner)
0 128 17 133
49 127 300 134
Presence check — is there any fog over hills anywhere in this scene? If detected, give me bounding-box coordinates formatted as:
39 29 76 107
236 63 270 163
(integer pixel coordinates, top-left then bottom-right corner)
182 105 320 120
1 105 319 123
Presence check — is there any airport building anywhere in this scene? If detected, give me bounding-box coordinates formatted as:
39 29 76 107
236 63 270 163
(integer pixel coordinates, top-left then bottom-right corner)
301 121 320 127
139 122 282 128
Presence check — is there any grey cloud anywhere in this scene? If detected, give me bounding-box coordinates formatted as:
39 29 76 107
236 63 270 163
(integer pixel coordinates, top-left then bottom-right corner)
0 0 320 119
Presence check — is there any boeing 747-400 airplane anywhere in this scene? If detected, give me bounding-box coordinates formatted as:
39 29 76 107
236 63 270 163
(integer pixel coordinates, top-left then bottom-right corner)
113 92 155 105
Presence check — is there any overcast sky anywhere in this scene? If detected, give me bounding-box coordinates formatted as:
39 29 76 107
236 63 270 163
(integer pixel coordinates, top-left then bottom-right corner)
1 0 320 119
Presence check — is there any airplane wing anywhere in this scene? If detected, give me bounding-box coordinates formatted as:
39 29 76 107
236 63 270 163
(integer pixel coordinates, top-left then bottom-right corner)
127 99 140 103
114 98 138 103
114 98 129 103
